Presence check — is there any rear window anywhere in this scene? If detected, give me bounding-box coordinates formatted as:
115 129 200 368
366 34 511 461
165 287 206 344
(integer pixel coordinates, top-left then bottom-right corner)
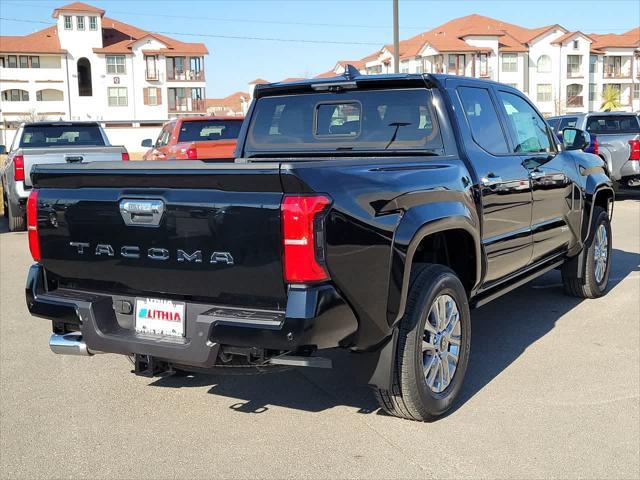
178 120 242 142
20 125 105 147
585 115 640 134
245 88 443 155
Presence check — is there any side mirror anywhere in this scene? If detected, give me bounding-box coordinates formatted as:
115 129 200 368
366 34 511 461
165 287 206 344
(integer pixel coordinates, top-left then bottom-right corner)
0 145 6 155
562 128 590 151
141 139 153 148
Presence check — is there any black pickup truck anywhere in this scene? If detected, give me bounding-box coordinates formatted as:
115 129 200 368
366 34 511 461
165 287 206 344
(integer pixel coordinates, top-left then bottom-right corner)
25 72 614 421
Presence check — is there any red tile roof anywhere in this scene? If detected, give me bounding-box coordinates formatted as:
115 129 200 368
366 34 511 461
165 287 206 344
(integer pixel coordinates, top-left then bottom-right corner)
0 26 66 54
590 29 640 50
551 31 594 45
94 17 207 55
205 91 250 116
248 78 269 85
52 2 105 17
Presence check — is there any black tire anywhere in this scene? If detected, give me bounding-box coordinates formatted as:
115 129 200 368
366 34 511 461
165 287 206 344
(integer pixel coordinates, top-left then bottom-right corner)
7 199 25 231
374 264 471 421
562 206 612 299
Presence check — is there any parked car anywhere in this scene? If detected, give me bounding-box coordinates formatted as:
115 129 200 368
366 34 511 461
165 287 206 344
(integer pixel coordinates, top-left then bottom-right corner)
547 115 599 155
25 72 614 422
0 122 129 231
547 112 640 189
141 117 243 161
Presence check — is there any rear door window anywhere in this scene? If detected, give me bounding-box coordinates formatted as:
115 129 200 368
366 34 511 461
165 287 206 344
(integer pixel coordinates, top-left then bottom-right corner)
245 88 443 155
558 117 578 132
497 91 554 153
585 115 640 134
458 86 509 155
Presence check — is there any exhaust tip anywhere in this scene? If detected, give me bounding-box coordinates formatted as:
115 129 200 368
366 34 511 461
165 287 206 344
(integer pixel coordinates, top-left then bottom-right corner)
49 332 93 356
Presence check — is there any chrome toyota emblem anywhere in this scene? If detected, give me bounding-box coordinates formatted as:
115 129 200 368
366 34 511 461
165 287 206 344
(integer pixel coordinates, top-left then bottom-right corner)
119 199 164 227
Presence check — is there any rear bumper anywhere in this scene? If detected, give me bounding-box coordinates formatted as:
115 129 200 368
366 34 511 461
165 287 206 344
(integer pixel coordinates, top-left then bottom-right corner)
26 264 358 368
619 160 640 179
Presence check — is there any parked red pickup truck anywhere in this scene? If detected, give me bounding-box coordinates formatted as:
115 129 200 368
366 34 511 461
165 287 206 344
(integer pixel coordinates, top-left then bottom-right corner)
141 117 243 161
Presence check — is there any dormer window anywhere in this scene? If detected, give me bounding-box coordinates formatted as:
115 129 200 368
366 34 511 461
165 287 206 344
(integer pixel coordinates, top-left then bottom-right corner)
64 16 72 30
77 16 85 30
89 16 97 30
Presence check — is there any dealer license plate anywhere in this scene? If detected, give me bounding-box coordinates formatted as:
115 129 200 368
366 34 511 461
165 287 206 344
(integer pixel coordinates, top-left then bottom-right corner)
135 298 186 337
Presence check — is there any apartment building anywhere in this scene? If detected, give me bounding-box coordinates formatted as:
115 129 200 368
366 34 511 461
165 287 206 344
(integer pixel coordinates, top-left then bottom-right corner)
313 15 640 115
0 2 208 123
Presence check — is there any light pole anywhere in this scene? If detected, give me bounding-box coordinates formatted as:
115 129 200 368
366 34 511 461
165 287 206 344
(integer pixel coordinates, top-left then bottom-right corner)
393 0 400 73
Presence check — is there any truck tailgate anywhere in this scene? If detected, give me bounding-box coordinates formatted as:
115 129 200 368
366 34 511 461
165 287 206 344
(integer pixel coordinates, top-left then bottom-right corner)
31 161 287 309
22 146 125 187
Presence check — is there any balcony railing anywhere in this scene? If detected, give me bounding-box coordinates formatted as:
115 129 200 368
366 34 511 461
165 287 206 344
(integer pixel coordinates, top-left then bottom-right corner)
145 69 159 81
603 69 631 79
567 69 583 78
168 98 206 113
566 95 584 107
167 69 205 81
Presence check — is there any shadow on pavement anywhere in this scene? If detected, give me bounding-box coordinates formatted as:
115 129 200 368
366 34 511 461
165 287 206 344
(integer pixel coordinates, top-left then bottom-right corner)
149 247 639 417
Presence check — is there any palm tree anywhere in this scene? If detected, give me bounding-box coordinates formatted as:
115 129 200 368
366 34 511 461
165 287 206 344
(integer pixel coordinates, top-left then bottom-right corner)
600 85 622 111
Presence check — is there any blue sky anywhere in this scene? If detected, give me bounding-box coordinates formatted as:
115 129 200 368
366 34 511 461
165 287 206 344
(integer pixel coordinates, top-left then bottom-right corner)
1 0 638 97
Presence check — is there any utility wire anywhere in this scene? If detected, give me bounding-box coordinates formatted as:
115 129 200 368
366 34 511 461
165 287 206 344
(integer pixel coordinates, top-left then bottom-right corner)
0 17 382 45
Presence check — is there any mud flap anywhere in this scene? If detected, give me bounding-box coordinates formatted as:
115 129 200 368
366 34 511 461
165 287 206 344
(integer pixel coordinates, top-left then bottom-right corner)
352 329 398 390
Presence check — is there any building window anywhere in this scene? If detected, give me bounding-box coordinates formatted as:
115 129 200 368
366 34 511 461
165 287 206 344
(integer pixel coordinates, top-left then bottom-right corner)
29 56 40 68
537 84 552 102
19 56 29 68
108 87 128 106
106 55 126 74
64 15 72 30
143 87 162 106
566 84 583 107
89 16 97 30
36 89 64 102
634 83 639 100
0 57 4 68
77 57 92 96
2 89 29 101
7 55 17 68
572 40 579 49
145 55 158 80
478 53 488 77
400 60 409 73
415 60 424 73
537 55 551 73
589 55 597 74
76 16 85 30
589 83 597 102
448 54 465 75
366 65 382 75
603 56 622 78
501 53 517 73
567 55 582 77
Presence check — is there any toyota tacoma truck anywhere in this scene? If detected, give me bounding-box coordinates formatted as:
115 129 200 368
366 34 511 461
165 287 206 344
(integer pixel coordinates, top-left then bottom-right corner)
25 71 614 421
1 121 129 231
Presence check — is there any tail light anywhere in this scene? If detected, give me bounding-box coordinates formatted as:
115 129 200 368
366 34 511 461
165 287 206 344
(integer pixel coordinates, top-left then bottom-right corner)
186 146 197 159
14 155 25 181
629 140 640 161
26 190 40 261
592 137 599 156
121 151 130 161
281 195 331 283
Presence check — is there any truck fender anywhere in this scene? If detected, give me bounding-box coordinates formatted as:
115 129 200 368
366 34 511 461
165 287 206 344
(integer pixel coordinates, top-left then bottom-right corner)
386 201 481 326
597 147 614 180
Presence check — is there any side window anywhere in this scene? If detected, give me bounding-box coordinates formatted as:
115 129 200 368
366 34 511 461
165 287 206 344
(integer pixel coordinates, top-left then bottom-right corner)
498 91 553 154
458 86 509 155
558 117 578 132
156 125 172 147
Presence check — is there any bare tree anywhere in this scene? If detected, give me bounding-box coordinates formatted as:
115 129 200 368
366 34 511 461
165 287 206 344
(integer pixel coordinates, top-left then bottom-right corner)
17 109 49 123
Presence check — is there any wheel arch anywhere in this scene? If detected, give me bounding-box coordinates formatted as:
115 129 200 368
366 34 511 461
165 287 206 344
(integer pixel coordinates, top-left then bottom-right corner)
386 201 481 327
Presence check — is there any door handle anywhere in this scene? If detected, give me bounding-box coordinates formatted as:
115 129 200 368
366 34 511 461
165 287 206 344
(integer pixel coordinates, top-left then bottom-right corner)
481 174 503 187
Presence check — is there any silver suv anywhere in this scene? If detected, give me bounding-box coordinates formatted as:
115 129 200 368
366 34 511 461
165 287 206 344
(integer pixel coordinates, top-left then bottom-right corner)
547 112 640 189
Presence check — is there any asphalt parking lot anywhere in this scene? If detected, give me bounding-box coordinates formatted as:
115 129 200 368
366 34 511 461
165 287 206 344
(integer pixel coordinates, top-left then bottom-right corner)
1 199 638 480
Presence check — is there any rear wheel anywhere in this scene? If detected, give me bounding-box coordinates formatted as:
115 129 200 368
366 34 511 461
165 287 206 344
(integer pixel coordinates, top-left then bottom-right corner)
7 198 25 231
375 264 471 421
562 206 611 298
